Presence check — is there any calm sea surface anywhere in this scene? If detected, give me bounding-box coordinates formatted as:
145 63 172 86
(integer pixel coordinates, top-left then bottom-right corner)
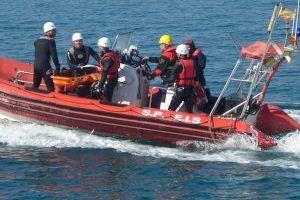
1 0 300 199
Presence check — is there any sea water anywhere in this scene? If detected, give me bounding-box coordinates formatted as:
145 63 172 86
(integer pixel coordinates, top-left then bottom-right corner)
1 0 300 199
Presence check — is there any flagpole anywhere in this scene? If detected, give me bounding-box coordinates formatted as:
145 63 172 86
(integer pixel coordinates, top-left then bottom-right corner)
292 8 296 34
295 0 300 36
268 3 280 33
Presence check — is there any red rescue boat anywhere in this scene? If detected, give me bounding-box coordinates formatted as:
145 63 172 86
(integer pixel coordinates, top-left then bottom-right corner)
0 3 299 149
0 57 280 149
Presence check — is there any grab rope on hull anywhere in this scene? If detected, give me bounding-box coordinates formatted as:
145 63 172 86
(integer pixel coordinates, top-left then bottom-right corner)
265 101 300 106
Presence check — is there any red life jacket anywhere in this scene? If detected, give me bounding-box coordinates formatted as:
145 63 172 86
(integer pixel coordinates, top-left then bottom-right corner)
176 58 196 86
194 84 208 111
99 51 120 79
154 47 177 76
162 47 176 62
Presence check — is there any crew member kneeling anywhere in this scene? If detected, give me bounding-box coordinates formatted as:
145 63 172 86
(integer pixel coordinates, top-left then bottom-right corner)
97 37 120 103
167 44 196 113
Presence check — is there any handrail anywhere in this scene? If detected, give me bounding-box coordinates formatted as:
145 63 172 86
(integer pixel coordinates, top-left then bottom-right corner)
14 70 33 84
13 70 45 86
221 92 262 116
240 4 281 119
209 58 242 118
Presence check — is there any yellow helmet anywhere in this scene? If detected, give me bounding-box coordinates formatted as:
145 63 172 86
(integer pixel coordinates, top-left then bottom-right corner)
159 34 173 45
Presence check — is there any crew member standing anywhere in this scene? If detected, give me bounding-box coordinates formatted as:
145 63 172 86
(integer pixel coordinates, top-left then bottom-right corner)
167 44 196 113
33 22 60 91
67 32 99 69
33 22 60 92
142 34 177 85
97 37 120 103
184 39 207 87
185 39 208 111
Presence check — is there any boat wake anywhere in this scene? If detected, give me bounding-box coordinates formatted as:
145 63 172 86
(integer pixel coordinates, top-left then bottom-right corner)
0 109 299 169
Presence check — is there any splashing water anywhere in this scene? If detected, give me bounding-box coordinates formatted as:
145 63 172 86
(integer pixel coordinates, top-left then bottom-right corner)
0 111 300 170
275 130 300 154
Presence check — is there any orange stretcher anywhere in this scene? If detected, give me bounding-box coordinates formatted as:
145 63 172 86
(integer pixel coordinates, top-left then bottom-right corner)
52 72 101 90
51 67 101 91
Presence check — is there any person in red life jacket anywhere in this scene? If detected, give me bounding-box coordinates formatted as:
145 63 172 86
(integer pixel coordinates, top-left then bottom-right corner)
185 39 207 87
142 34 177 85
167 44 196 113
185 39 208 111
97 37 120 103
67 33 100 69
33 22 60 92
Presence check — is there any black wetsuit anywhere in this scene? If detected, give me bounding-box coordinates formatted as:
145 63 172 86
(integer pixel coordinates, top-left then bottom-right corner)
33 36 60 91
194 52 206 87
67 46 99 69
149 55 175 85
167 62 195 113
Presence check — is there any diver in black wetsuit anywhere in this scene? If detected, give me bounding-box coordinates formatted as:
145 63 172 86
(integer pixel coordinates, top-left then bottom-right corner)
33 22 60 92
67 32 99 69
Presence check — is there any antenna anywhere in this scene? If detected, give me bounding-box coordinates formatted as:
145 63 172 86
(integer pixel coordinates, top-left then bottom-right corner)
228 32 244 53
295 0 300 37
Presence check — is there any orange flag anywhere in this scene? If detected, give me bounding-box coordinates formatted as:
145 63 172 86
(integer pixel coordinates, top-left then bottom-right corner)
279 7 296 21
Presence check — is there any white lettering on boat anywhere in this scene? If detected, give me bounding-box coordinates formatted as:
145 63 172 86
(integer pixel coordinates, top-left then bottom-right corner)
174 114 183 121
141 109 151 116
185 115 190 122
153 111 163 117
191 117 201 124
141 109 201 124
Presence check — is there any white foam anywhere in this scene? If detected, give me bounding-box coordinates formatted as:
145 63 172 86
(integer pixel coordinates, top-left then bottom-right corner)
0 109 300 170
284 109 300 122
274 130 300 154
0 112 19 122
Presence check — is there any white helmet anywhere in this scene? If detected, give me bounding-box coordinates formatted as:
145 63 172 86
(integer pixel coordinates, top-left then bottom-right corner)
43 22 56 33
72 32 83 41
97 37 110 48
176 44 189 55
128 45 138 55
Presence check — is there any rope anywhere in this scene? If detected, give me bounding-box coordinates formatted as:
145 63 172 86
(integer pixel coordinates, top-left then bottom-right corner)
0 79 56 99
265 101 300 106
90 102 133 113
165 113 209 125
0 78 136 113
0 78 223 127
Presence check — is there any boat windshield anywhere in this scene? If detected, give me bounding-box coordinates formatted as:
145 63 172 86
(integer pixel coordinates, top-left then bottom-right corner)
112 32 136 53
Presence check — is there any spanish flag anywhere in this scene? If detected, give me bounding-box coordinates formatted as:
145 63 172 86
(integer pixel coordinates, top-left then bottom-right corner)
279 7 296 21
